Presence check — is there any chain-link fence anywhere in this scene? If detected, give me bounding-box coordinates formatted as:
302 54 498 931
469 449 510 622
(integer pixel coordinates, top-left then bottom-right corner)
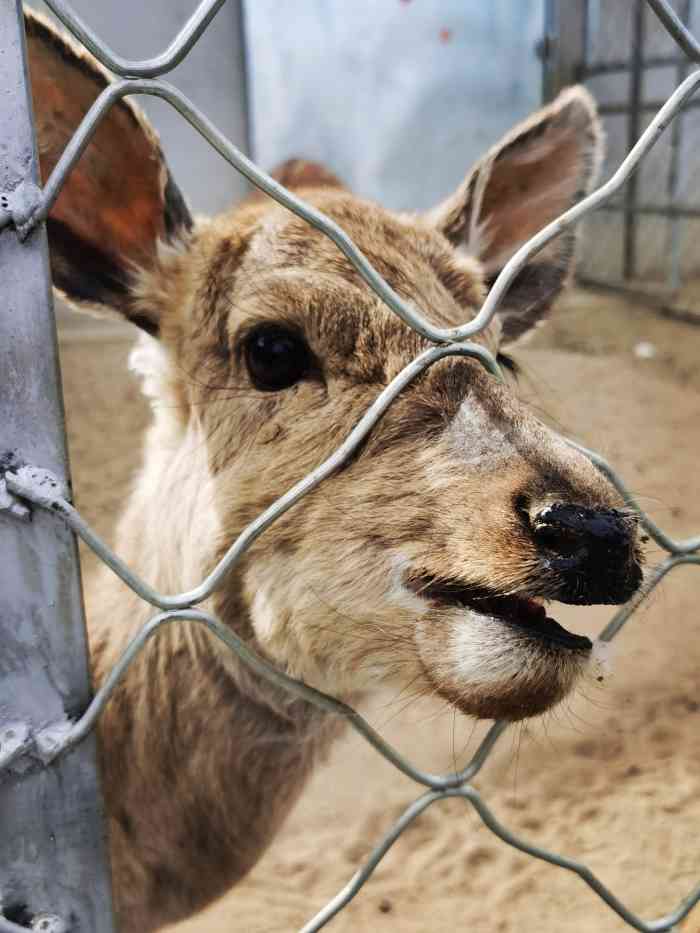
0 1 699 931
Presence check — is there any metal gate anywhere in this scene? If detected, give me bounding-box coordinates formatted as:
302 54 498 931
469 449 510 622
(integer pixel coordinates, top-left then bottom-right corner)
545 0 700 321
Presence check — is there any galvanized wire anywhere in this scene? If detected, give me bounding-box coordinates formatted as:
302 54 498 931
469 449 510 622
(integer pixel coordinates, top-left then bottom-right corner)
42 0 227 77
648 0 700 61
2 0 700 930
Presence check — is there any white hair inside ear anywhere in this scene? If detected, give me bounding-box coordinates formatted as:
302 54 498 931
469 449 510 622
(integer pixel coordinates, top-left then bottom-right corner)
427 86 604 345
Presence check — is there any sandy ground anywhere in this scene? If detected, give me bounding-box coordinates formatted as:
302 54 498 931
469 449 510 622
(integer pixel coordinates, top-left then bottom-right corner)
57 288 700 933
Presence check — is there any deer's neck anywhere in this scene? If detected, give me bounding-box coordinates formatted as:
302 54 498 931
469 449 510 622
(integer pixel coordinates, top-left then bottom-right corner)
85 413 339 932
91 609 335 931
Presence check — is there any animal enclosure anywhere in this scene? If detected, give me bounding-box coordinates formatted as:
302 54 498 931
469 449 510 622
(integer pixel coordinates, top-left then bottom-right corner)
0 2 699 933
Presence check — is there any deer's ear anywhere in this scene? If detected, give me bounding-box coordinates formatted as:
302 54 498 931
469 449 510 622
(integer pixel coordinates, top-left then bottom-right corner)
269 158 346 191
25 10 192 334
429 87 603 345
241 158 347 207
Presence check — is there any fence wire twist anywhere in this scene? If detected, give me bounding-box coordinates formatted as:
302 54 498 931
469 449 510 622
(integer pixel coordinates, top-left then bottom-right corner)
1 1 699 930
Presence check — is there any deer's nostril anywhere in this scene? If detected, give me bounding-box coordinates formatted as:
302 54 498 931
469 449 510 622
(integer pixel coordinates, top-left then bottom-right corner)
532 522 584 559
531 503 641 605
533 503 632 550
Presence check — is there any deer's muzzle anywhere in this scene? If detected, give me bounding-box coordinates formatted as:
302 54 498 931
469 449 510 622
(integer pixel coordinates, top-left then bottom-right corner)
531 503 643 605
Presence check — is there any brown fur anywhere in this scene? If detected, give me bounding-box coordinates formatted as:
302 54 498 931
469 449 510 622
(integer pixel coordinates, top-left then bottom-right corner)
25 10 640 931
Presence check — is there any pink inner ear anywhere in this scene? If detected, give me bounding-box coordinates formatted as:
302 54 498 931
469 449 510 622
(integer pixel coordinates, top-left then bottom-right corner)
28 32 167 268
478 129 583 273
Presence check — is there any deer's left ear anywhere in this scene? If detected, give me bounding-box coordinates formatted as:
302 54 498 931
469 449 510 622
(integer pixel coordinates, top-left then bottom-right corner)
428 87 603 345
25 8 192 332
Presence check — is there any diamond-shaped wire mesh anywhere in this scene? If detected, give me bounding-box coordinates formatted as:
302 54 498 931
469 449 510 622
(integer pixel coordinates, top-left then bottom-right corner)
1 1 700 930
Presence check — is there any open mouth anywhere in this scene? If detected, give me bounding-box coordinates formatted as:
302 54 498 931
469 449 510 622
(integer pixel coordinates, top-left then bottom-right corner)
408 576 592 652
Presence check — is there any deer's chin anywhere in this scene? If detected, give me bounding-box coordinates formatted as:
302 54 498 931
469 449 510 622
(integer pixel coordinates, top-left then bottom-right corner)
414 605 593 722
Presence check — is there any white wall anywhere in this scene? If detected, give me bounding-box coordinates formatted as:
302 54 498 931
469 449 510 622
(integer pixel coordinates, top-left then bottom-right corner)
244 0 544 212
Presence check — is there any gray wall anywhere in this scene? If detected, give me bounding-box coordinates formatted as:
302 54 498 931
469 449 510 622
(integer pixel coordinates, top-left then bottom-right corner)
244 0 544 212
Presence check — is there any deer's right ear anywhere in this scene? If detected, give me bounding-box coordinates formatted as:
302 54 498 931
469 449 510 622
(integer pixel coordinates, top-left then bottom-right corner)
25 10 192 335
427 87 602 345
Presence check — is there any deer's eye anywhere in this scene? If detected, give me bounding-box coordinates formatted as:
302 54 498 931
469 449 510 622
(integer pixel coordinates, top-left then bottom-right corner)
243 325 312 391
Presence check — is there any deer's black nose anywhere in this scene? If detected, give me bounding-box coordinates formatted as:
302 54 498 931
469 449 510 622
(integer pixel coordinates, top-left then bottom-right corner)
532 503 642 605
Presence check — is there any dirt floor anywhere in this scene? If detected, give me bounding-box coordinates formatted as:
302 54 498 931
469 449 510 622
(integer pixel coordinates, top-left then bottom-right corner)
58 287 700 933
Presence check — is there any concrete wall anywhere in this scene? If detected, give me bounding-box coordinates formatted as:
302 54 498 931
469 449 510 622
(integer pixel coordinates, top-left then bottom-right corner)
244 0 544 213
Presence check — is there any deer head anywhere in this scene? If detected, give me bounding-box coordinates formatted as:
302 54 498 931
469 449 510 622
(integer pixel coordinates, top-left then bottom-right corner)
27 10 642 724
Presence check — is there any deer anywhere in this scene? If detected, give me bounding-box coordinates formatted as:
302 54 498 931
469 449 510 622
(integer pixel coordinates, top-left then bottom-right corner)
23 9 643 932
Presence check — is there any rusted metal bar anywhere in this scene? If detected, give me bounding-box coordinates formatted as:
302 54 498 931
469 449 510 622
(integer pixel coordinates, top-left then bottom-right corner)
598 201 700 218
541 0 588 101
665 0 693 289
623 0 646 279
582 52 689 76
599 95 700 114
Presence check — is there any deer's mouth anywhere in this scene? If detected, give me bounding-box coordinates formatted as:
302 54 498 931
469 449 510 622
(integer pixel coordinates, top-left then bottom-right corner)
408 576 592 652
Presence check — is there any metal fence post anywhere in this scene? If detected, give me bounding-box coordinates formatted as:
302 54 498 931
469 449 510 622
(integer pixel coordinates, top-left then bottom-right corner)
542 0 588 101
0 1 115 929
